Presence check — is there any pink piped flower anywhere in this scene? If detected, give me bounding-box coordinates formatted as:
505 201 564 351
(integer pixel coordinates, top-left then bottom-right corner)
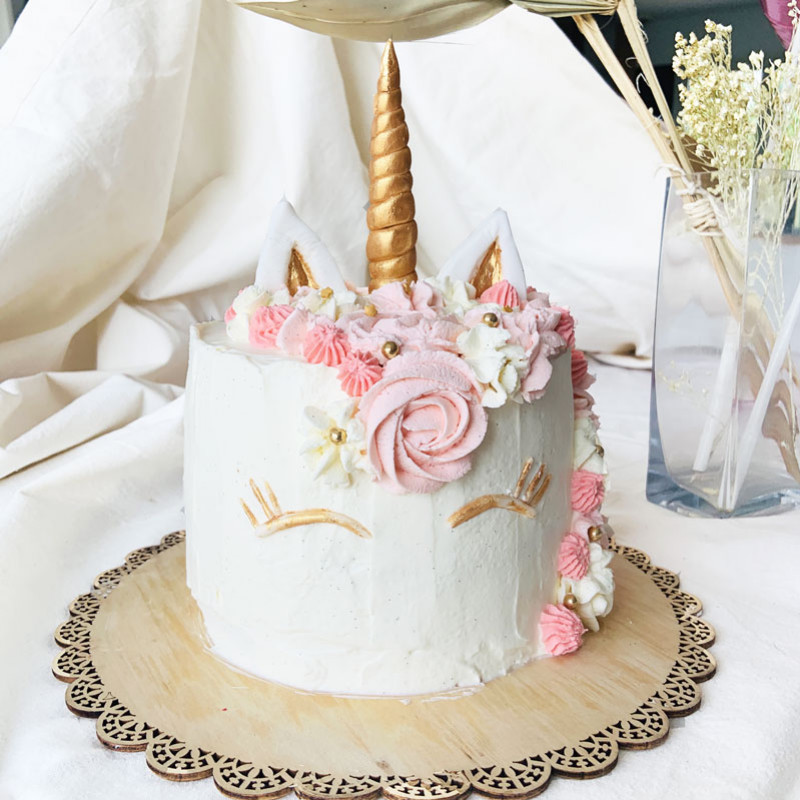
558 532 590 580
338 351 383 397
553 306 575 348
305 321 350 367
574 388 595 418
224 305 236 323
571 350 595 392
358 351 487 494
249 304 293 349
525 286 551 309
369 280 442 317
540 603 586 656
480 280 521 309
572 469 605 514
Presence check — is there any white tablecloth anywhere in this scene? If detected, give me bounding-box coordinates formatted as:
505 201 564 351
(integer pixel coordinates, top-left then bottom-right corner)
2 362 800 800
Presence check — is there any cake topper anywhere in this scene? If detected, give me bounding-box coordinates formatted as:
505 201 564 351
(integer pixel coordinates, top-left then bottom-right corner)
367 41 418 290
255 198 347 294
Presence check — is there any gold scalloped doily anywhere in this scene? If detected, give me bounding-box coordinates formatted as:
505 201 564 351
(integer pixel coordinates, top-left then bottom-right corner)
53 532 715 799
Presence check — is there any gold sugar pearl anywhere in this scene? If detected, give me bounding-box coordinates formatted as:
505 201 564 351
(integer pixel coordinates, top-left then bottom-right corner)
482 312 500 327
382 340 400 359
364 304 377 317
588 525 602 543
328 427 347 445
563 593 579 611
503 305 513 313
319 287 334 299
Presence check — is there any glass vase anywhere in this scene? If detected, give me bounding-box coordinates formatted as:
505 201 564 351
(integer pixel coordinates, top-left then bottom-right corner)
647 169 800 517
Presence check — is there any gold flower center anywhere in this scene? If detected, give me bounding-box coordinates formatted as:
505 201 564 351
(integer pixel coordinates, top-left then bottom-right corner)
320 287 334 299
328 427 347 445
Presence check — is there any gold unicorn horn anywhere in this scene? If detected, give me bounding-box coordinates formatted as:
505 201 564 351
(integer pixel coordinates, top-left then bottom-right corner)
367 40 418 291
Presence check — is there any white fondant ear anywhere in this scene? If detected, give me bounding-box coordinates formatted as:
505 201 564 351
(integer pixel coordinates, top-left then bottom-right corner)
438 209 527 298
255 198 347 294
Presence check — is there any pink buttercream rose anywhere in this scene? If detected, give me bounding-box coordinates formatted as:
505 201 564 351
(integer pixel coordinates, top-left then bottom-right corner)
369 281 442 317
553 306 575 348
224 305 236 323
540 603 586 656
304 319 350 366
338 351 383 397
571 350 595 392
479 280 521 309
558 532 590 580
249 304 293 349
571 469 605 514
358 350 488 494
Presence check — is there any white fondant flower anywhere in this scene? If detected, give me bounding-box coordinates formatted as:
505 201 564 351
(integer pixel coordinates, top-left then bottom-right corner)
558 543 614 632
226 284 291 343
456 323 528 408
573 416 607 475
301 401 370 486
422 275 478 317
295 287 359 320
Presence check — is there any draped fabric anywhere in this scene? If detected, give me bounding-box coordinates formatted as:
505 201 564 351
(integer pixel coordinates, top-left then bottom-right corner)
235 0 618 41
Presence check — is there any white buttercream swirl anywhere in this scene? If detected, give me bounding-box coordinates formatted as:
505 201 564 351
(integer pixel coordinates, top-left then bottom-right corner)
456 323 528 408
557 543 614 632
294 286 360 320
422 275 478 317
573 416 607 475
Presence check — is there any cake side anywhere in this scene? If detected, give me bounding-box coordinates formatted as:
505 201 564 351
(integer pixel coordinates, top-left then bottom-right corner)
185 321 575 695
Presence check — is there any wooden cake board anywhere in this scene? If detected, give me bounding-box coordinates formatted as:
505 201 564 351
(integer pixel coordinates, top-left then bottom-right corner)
53 532 715 799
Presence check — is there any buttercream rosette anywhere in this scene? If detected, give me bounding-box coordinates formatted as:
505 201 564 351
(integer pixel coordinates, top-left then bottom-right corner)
357 350 488 494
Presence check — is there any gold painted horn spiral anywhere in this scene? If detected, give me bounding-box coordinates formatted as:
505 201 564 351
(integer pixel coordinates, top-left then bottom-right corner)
367 40 418 291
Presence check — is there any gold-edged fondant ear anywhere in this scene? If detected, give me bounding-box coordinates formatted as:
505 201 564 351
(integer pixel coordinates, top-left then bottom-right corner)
255 198 347 294
438 208 527 298
287 247 319 294
471 239 503 298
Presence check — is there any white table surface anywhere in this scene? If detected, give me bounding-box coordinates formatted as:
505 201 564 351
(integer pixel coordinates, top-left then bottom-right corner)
2 363 800 800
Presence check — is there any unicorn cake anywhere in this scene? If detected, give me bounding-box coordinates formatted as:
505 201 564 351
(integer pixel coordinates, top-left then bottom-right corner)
183 42 613 695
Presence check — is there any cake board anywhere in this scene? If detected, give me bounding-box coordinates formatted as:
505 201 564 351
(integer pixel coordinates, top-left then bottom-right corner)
53 531 716 799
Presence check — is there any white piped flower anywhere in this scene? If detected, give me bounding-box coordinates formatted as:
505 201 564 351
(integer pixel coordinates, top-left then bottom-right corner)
557 543 614 632
300 401 370 487
295 287 359 320
422 275 478 317
574 417 607 475
456 324 528 407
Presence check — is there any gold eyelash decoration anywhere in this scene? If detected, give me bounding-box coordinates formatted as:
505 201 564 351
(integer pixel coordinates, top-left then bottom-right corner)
240 478 373 540
447 458 551 529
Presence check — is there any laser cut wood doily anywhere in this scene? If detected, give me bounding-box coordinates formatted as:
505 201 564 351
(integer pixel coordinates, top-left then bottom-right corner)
53 531 716 799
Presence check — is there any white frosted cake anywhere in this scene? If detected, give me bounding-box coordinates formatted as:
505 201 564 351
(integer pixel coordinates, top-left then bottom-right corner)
183 42 613 696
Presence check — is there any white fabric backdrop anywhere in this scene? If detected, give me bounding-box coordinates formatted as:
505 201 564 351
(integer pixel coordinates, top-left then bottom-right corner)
0 0 665 478
7 1 783 798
